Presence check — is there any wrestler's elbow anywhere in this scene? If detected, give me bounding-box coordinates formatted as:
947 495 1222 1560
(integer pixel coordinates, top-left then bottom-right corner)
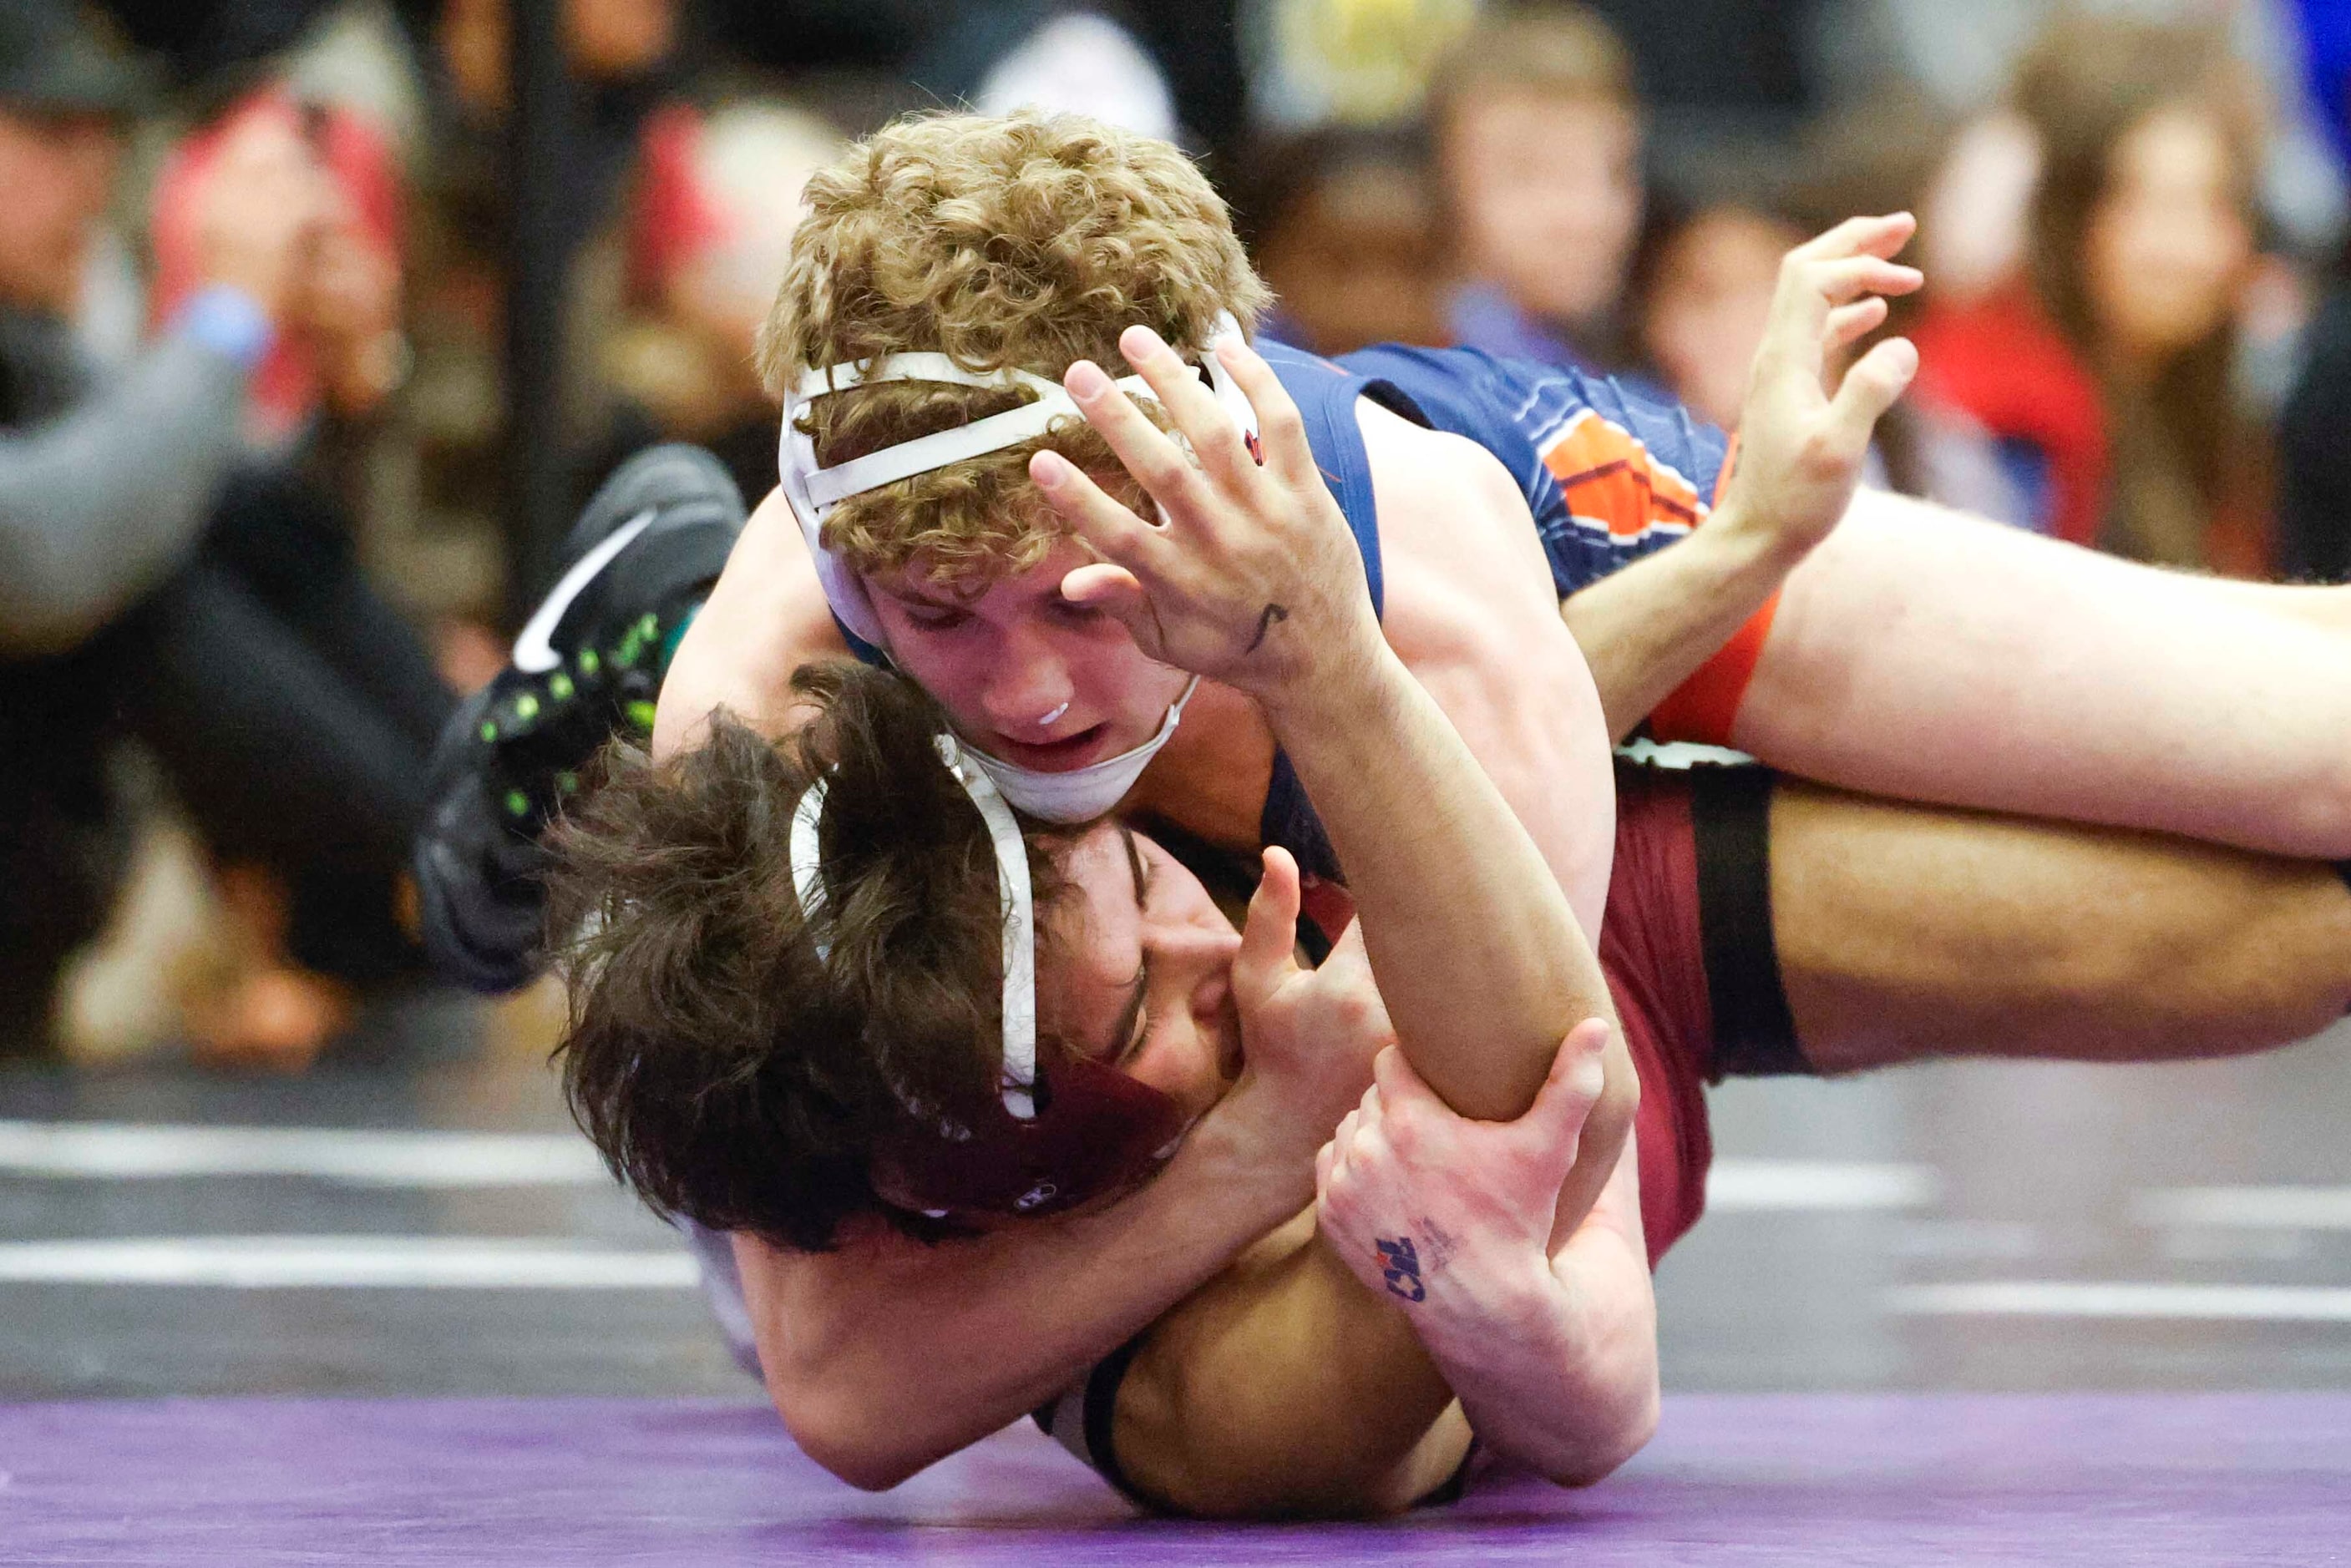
771 1376 932 1491
1538 1378 1659 1490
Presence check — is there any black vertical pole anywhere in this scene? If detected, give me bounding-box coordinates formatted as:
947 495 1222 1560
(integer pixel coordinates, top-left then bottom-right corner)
504 0 575 628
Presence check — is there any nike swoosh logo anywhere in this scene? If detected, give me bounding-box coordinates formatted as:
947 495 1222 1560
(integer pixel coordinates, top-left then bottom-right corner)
511 510 656 673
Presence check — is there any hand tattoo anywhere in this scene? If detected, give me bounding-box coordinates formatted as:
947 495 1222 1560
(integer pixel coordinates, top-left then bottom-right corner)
1375 1235 1426 1303
1244 602 1290 654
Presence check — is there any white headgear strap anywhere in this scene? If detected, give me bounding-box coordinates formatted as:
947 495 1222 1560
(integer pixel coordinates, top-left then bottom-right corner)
778 314 1257 647
788 734 1040 1120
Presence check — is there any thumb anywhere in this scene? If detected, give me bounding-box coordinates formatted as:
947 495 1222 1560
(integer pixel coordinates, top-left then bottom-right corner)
1519 1019 1612 1150
1370 1039 1438 1113
1828 334 1919 451
1059 561 1152 630
1232 847 1301 1014
1059 562 1167 662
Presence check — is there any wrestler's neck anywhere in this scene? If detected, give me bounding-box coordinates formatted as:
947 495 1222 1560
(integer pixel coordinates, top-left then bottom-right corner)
1120 678 1276 852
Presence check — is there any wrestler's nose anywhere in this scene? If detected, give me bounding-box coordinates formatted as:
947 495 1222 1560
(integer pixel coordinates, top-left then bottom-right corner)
1164 918 1244 989
978 629 1075 733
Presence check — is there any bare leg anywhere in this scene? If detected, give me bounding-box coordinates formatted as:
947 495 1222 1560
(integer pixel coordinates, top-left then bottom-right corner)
2204 574 2351 635
1771 780 2351 1075
1733 492 2351 857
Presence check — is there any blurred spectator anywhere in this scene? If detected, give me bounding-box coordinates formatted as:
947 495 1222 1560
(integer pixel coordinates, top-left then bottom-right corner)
605 98 842 506
1629 169 2029 528
914 3 1179 143
149 88 407 448
1430 5 1660 389
381 0 701 622
1237 125 1447 354
1801 102 2038 525
1912 14 2267 568
1819 0 2344 259
0 0 453 1061
1631 198 1803 431
1242 0 1476 131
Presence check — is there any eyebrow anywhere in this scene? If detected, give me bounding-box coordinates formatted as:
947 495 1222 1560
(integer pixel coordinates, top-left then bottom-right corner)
1101 826 1151 1063
875 580 966 611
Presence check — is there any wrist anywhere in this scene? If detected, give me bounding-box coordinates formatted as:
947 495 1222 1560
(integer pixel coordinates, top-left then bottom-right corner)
1416 1232 1563 1349
1705 497 1818 579
1179 1090 1318 1229
1249 609 1396 730
1418 1247 1630 1420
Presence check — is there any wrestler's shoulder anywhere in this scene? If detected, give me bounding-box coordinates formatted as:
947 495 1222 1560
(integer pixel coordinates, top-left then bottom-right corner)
1337 343 1726 493
1355 397 1558 616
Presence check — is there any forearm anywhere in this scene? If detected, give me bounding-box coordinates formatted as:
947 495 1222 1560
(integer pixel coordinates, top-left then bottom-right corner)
1561 506 1806 742
651 486 844 759
1259 639 1601 1123
1415 1136 1659 1487
1431 1223 1658 1486
741 1101 1311 1489
0 336 249 651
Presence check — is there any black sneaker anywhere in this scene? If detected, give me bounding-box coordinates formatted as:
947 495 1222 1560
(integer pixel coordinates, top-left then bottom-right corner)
414 445 745 992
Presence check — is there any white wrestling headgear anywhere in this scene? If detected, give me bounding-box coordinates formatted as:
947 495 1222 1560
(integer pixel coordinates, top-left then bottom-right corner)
776 315 1254 822
776 312 1259 650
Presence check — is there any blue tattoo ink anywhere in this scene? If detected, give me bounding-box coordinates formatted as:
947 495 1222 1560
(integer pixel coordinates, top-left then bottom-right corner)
1375 1236 1426 1303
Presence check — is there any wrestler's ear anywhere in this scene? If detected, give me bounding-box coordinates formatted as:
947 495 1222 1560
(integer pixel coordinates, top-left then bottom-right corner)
1233 847 1302 1014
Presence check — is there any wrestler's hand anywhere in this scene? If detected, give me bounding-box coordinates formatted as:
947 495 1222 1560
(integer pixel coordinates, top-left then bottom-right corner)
1315 1022 1611 1312
1029 329 1383 699
1218 847 1393 1178
1718 213 1924 565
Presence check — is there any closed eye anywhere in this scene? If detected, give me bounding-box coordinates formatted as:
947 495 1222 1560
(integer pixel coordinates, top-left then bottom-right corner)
899 603 971 631
1108 825 1154 1065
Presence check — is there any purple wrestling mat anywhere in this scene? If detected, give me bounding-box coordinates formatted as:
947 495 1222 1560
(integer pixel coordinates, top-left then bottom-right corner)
3 1393 2346 1565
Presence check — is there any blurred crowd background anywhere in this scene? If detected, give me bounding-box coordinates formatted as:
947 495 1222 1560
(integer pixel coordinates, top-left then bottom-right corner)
4 0 2349 1072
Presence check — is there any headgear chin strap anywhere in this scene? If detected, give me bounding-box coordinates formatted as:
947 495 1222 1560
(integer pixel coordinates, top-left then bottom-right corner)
788 734 1186 1217
778 313 1258 649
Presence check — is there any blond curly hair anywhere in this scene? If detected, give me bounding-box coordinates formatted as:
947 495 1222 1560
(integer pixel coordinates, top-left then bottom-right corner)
758 110 1270 584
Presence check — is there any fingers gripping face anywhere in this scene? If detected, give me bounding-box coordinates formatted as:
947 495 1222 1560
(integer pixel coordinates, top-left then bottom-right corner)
1030 330 1376 695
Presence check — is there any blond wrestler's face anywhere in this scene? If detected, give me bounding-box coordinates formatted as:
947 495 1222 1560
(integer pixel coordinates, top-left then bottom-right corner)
864 539 1193 776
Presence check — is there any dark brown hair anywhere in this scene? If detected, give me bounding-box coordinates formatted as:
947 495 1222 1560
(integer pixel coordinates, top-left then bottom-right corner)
546 661 1074 1252
2017 13 2262 564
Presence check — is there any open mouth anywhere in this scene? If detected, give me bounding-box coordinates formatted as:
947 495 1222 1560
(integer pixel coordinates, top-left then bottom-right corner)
985 723 1111 771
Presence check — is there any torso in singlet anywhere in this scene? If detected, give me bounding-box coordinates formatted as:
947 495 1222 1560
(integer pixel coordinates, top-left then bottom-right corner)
836 339 1734 882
